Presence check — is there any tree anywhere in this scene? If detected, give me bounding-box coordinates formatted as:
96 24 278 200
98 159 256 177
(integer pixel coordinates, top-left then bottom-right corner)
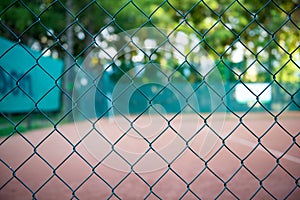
0 0 299 92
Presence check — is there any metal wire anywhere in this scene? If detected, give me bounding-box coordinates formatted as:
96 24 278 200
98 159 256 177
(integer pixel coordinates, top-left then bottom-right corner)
0 0 299 199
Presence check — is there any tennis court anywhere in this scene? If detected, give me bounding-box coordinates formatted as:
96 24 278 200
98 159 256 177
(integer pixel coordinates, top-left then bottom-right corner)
1 111 299 199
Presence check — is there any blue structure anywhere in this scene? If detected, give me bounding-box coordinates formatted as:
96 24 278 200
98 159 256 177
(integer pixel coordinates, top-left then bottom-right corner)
0 37 64 113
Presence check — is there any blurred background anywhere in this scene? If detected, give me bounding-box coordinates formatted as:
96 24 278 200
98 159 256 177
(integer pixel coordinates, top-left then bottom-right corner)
0 0 299 135
0 0 299 199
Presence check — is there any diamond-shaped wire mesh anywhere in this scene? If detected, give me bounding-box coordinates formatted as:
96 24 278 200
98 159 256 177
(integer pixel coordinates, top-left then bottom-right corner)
0 0 299 199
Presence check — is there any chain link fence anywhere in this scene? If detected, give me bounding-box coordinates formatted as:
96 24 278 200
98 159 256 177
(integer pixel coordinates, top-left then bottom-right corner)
0 0 299 199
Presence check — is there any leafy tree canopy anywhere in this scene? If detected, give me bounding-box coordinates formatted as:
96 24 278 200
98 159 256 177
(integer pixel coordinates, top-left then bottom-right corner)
0 0 299 83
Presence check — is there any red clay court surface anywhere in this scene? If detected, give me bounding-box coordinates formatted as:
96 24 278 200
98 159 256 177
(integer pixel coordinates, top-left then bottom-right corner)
0 112 299 199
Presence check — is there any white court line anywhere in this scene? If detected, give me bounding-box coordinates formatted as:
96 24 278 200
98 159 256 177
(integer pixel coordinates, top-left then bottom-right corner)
229 137 300 164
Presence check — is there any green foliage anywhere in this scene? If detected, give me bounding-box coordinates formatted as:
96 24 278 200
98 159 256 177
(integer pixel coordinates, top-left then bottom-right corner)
0 0 299 83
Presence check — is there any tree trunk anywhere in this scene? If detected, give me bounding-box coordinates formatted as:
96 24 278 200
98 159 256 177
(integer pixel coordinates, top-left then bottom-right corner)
63 0 74 121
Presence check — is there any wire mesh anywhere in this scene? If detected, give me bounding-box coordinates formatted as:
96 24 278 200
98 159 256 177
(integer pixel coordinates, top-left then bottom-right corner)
0 0 299 199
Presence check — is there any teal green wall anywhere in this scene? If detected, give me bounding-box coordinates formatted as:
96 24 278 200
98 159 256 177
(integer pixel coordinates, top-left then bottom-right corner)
0 37 64 113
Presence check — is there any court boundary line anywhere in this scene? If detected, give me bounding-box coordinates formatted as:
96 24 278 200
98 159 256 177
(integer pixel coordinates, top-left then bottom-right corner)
230 137 300 164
